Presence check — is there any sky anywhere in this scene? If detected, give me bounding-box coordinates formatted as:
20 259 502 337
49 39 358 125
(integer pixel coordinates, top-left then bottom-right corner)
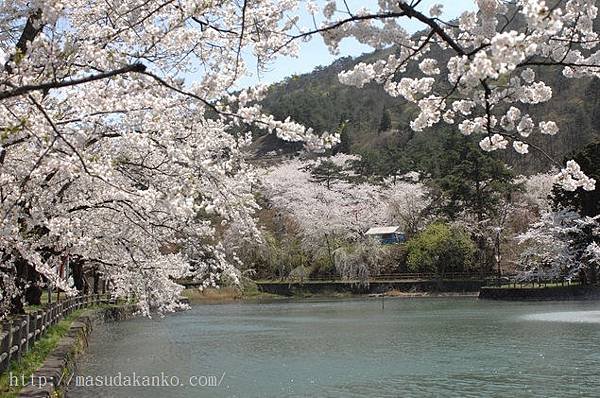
237 0 477 88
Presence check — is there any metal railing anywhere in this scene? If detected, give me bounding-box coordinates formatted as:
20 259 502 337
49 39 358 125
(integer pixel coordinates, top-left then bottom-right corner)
0 293 111 374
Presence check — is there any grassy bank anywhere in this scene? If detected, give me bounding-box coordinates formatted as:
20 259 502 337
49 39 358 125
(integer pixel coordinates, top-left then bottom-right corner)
181 286 281 303
181 283 362 302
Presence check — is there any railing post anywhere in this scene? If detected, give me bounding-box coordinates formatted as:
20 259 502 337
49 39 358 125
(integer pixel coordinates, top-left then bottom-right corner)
39 309 46 335
0 320 11 373
12 318 22 361
51 303 58 325
21 314 30 354
34 311 42 341
44 307 50 331
30 311 38 343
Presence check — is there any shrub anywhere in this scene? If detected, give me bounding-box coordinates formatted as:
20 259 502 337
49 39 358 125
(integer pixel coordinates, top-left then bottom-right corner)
406 223 476 276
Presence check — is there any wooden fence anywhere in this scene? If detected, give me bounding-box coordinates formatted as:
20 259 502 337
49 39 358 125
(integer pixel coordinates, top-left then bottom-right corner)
0 293 111 374
256 272 494 284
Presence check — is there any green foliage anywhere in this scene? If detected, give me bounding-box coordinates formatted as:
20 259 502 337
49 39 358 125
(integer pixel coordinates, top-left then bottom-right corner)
406 223 476 276
430 131 519 221
309 160 346 189
259 232 307 279
348 148 387 181
256 32 600 174
552 141 600 217
335 120 352 154
378 107 392 133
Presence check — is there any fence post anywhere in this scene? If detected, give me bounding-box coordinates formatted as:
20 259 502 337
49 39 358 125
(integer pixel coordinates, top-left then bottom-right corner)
39 310 46 335
51 304 57 325
30 311 38 343
21 314 30 354
44 307 50 332
34 311 42 341
12 318 22 361
0 320 11 373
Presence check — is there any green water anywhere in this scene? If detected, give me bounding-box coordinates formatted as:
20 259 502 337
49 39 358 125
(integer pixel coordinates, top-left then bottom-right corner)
69 298 600 397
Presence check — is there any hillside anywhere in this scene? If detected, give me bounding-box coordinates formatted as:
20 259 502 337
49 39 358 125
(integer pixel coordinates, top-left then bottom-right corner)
254 39 600 175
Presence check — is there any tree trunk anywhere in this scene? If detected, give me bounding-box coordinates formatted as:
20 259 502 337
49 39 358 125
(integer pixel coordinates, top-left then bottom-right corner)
93 270 100 293
72 259 85 291
14 256 42 309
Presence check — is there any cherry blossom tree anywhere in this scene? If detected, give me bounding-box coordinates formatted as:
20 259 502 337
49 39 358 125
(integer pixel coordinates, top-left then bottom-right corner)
0 0 338 317
260 154 429 270
515 188 600 283
2 0 600 317
517 170 558 212
294 0 598 191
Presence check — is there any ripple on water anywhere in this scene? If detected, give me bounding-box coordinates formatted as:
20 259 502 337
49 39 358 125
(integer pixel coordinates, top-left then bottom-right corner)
524 310 600 323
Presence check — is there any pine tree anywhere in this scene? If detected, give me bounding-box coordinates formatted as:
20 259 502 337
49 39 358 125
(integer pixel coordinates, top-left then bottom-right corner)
378 108 392 133
310 160 346 190
337 122 352 154
332 118 352 155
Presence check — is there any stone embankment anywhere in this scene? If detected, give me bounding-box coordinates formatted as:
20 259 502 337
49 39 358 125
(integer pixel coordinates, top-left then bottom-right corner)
18 305 136 398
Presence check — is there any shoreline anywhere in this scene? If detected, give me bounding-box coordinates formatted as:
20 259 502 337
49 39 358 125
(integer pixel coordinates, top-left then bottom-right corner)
184 284 600 304
479 284 600 301
182 287 480 305
10 305 136 398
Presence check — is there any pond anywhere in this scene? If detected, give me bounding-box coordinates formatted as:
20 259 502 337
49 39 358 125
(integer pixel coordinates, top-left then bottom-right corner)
70 298 600 397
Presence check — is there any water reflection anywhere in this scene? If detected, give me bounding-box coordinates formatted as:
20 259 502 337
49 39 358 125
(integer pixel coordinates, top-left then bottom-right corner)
524 310 600 323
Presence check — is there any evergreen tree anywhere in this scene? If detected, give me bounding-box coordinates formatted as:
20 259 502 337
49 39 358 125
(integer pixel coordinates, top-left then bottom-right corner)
378 107 392 133
431 132 518 222
424 131 519 277
348 149 385 181
334 119 352 154
309 160 346 190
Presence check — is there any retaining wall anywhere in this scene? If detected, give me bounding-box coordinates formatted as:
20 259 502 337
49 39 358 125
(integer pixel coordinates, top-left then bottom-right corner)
17 305 136 398
257 280 483 296
479 285 600 300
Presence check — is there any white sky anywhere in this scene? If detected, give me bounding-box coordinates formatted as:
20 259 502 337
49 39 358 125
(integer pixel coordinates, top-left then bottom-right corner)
236 0 477 88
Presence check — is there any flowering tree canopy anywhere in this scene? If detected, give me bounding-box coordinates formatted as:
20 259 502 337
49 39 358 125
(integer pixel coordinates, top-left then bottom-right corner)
0 0 337 316
1 0 599 316
260 154 429 246
296 0 598 190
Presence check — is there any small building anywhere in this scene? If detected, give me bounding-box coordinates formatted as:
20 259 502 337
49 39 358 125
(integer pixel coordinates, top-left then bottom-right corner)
365 226 406 244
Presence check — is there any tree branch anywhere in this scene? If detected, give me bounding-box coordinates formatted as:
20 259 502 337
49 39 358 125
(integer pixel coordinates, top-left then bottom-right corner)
0 63 147 100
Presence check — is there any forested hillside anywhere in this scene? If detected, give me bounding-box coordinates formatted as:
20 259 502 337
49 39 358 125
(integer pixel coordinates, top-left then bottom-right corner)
255 39 600 175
